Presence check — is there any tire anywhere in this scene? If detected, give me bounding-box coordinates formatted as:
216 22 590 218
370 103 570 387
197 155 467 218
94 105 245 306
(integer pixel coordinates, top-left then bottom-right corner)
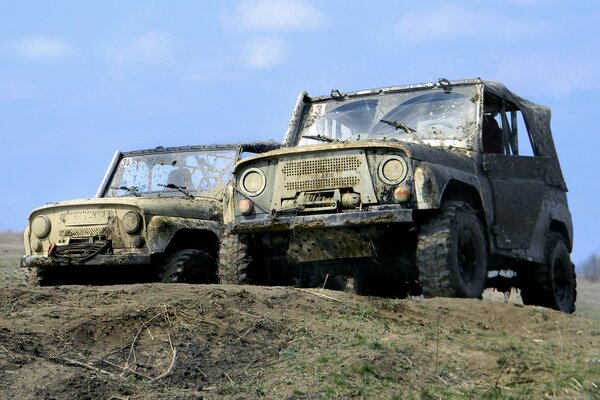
417 201 487 298
218 234 251 284
26 267 42 287
159 249 216 283
27 267 64 287
521 232 576 313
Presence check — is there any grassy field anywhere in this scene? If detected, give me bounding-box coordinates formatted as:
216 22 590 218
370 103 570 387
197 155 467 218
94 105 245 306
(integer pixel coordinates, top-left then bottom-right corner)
1 230 599 398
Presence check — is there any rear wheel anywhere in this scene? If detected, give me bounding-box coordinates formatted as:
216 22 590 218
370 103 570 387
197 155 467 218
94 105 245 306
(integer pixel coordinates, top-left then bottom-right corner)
417 201 487 298
159 249 216 283
521 232 576 313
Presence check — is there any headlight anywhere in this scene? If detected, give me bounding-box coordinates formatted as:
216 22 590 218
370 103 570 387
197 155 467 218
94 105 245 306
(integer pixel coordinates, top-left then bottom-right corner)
31 215 51 238
378 156 408 185
122 211 142 234
240 168 266 196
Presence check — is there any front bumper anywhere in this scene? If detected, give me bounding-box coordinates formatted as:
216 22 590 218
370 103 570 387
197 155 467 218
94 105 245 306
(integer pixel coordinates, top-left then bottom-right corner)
20 253 152 268
229 207 415 234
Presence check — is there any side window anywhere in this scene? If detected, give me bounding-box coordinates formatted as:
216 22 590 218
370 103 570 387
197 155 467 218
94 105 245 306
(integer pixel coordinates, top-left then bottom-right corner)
483 99 536 156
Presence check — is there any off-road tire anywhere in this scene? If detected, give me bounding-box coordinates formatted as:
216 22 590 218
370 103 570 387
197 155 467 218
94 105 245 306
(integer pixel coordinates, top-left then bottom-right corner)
417 201 487 298
159 249 215 283
26 267 65 287
520 232 577 313
26 267 42 287
218 234 251 284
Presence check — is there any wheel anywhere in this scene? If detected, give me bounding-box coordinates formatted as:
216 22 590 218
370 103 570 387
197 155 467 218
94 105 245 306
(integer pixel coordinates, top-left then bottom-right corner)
218 234 251 284
159 249 216 283
520 232 576 313
417 201 487 298
26 267 64 286
26 267 42 287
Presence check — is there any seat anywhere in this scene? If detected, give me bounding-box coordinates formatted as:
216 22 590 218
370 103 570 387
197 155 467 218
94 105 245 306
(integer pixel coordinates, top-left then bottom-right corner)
167 168 193 189
482 115 503 154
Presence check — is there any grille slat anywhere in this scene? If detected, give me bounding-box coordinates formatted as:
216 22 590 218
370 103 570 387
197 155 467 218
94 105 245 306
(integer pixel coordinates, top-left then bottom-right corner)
284 176 359 191
59 226 114 238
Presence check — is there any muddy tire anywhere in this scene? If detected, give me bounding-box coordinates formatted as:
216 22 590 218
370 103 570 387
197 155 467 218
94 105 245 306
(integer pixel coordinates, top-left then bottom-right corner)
160 249 215 283
520 233 576 313
26 267 42 287
417 201 487 298
218 234 251 284
26 267 65 287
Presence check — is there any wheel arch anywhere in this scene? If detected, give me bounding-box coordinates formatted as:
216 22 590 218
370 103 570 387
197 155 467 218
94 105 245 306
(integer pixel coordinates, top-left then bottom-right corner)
164 228 220 259
441 179 485 213
549 219 572 252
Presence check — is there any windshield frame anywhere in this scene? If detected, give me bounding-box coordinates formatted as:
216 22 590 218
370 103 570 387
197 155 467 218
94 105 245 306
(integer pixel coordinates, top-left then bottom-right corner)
285 80 484 151
97 145 242 199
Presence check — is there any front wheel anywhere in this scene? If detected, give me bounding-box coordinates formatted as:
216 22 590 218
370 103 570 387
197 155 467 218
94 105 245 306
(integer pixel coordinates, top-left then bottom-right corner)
417 201 487 298
218 234 251 284
159 249 216 283
520 233 576 313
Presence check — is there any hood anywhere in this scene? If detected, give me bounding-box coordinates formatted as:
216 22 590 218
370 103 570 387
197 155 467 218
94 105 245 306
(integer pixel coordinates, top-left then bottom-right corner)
29 196 221 221
235 140 474 173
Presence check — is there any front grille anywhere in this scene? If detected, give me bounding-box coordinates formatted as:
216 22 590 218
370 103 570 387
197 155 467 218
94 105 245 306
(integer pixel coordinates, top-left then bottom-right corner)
283 156 361 176
281 155 363 193
59 209 115 225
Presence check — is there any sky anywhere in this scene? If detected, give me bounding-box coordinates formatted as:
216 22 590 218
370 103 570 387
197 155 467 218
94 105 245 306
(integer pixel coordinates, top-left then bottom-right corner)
1 0 599 265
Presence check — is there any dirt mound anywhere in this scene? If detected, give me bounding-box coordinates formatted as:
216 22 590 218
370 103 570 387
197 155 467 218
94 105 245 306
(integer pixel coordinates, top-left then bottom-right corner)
1 284 599 399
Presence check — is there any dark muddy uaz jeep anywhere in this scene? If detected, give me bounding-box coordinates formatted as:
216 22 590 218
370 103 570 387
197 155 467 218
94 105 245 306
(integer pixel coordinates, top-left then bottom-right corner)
21 141 279 286
220 78 576 313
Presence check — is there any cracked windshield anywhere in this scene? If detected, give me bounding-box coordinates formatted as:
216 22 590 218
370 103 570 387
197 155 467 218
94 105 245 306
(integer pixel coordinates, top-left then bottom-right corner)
298 86 479 146
105 149 238 198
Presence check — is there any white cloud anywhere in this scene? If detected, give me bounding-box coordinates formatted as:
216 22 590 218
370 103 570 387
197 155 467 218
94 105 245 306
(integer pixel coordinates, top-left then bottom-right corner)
223 0 327 32
395 6 552 43
7 36 72 59
109 30 176 67
242 37 286 69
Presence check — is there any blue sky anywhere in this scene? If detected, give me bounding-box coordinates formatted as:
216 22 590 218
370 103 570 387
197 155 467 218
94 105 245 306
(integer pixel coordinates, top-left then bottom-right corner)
1 0 599 264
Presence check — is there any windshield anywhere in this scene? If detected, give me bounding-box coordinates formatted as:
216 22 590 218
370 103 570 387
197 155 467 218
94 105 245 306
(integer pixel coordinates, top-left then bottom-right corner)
104 149 238 198
297 86 479 146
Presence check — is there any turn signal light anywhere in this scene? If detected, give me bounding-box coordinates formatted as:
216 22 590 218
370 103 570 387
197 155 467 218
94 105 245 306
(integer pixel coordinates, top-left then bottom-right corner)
393 184 411 203
238 199 254 215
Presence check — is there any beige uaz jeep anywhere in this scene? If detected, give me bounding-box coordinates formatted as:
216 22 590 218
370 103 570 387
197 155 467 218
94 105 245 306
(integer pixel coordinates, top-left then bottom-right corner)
22 141 279 286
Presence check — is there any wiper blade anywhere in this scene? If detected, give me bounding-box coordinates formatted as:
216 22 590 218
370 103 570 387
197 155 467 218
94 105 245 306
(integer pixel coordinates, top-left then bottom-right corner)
301 134 335 143
111 185 140 197
158 183 195 199
380 119 416 134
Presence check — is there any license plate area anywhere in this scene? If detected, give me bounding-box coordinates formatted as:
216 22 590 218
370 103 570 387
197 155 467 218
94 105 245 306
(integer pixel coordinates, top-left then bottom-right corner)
296 190 340 212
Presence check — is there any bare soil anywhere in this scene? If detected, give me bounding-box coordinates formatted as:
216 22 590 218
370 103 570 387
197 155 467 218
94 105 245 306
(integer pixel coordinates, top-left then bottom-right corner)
1 232 599 399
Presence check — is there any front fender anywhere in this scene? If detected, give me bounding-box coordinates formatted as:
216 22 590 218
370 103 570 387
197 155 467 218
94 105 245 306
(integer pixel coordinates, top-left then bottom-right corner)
146 216 222 253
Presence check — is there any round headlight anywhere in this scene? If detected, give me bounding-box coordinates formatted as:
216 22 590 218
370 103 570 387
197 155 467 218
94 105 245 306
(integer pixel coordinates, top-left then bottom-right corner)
31 215 51 238
122 211 142 234
240 168 266 196
378 156 408 185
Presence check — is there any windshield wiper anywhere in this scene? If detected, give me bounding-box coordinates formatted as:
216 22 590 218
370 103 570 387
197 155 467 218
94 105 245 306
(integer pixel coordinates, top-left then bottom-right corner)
111 185 140 197
158 183 195 199
380 119 416 134
301 134 335 143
